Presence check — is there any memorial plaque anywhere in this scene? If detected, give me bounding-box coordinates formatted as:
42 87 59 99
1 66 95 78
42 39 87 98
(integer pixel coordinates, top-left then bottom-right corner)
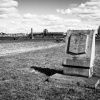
62 30 95 78
69 33 87 54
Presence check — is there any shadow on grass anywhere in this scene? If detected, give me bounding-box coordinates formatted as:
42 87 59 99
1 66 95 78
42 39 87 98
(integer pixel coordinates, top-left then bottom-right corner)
31 66 63 76
92 73 100 79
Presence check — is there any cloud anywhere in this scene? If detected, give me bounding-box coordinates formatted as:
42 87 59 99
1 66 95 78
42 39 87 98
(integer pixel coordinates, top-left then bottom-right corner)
23 13 37 19
0 14 8 18
0 7 18 14
0 0 96 33
23 14 63 21
1 13 83 33
0 0 18 7
0 0 20 18
69 4 78 8
0 13 95 33
57 9 69 14
41 15 63 21
56 0 100 24
22 14 64 29
16 14 64 32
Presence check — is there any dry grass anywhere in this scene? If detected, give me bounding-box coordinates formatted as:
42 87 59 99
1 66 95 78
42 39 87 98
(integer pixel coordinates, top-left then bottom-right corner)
0 40 100 100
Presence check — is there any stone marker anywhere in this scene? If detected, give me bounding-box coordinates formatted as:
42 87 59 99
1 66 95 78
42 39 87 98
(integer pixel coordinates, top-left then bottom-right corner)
49 29 100 89
49 73 100 89
62 30 96 78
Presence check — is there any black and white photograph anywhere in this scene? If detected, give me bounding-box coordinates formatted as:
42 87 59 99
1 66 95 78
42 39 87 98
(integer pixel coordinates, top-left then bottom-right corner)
0 0 100 100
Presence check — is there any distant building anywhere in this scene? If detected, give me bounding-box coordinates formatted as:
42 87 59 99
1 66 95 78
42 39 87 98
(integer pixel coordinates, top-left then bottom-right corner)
43 29 48 36
0 32 6 35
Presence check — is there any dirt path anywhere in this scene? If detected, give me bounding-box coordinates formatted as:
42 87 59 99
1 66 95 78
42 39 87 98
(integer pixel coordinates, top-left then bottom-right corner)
0 43 64 56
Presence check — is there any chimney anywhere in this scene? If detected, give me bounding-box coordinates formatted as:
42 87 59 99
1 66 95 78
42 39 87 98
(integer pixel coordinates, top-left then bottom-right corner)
30 28 34 39
31 28 33 34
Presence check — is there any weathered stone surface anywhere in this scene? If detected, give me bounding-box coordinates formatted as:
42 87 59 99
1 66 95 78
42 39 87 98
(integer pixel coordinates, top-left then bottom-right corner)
63 58 90 68
63 67 93 78
69 33 87 54
63 30 96 78
49 73 100 89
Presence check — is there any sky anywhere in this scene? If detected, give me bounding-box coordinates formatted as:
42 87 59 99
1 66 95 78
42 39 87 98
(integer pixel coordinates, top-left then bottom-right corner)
0 0 99 33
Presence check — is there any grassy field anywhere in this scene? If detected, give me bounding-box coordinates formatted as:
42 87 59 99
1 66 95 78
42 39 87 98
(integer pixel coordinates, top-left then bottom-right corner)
0 40 63 56
0 40 100 100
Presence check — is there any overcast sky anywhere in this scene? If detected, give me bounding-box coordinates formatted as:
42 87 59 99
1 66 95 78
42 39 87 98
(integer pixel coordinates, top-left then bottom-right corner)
0 0 99 33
